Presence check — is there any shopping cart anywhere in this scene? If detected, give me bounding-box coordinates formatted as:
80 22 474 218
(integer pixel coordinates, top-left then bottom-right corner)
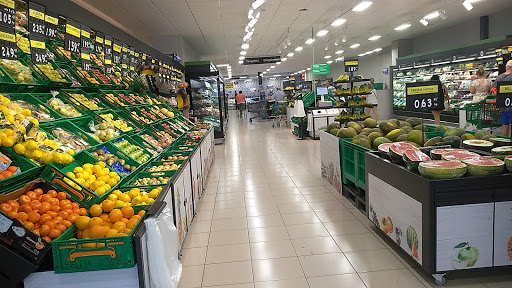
270 101 288 127
465 97 501 129
248 100 264 123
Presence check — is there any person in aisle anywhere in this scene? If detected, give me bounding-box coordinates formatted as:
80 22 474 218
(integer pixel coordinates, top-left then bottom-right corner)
470 66 493 102
177 88 190 117
235 90 246 118
364 83 379 122
430 75 449 125
271 87 285 102
494 60 512 137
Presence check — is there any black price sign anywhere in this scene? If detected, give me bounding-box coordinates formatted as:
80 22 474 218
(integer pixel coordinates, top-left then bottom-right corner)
104 36 112 56
104 55 112 74
496 81 512 108
405 81 442 111
30 34 47 64
65 18 80 54
345 60 358 72
45 11 58 39
122 69 128 77
112 39 121 64
80 25 91 51
0 25 16 59
0 0 15 28
94 32 103 54
28 3 45 37
81 47 91 71
121 44 128 64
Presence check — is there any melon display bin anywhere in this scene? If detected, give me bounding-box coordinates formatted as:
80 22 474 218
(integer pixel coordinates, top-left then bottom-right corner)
364 152 512 286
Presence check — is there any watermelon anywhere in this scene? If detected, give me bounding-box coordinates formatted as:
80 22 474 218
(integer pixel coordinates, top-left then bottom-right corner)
491 146 512 155
403 149 431 171
463 140 494 152
430 148 466 160
418 160 467 179
389 142 418 163
505 156 512 172
442 151 479 162
490 138 512 147
378 143 393 158
424 136 443 147
462 157 504 176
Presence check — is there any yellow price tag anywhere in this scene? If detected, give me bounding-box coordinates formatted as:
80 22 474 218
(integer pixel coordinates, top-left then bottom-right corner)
29 9 45 21
66 24 80 38
105 59 112 64
0 31 15 42
113 44 121 52
45 14 58 25
30 39 46 49
95 36 103 44
81 30 90 39
0 0 14 9
407 85 439 95
81 53 90 60
499 85 512 94
105 39 112 46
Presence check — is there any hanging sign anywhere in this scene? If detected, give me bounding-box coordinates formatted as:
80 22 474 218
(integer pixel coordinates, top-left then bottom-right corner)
496 81 512 108
65 18 80 54
30 34 47 64
94 32 103 54
405 81 443 111
0 0 15 28
112 39 121 64
312 63 330 75
80 25 91 71
44 11 58 39
345 60 359 72
104 35 112 74
28 2 45 37
0 24 16 59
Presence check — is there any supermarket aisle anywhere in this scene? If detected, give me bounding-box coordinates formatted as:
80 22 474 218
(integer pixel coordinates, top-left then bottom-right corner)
178 112 511 288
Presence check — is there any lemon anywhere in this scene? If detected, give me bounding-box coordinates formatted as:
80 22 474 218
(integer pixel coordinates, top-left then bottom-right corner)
83 163 93 169
148 190 159 199
129 189 139 198
76 178 86 185
114 200 125 207
113 190 122 197
67 149 75 155
53 152 64 164
108 194 118 201
103 184 111 191
32 150 44 160
96 161 106 168
66 172 75 178
141 195 150 203
16 125 25 134
95 187 106 195
147 198 155 204
3 129 13 136
2 137 13 147
108 172 118 178
107 178 117 187
13 143 25 155
29 118 39 127
42 154 53 165
25 140 38 151
5 114 14 123
119 193 131 203
22 109 31 116
73 167 84 174
15 114 25 122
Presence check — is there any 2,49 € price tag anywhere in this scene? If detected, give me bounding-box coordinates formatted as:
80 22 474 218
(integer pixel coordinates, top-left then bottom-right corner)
405 81 443 111
0 24 16 60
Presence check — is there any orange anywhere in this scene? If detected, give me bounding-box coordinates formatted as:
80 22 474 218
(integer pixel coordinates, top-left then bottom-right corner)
62 220 72 228
89 225 106 238
51 205 61 213
19 195 31 205
24 221 34 230
49 198 59 206
71 202 79 210
48 229 61 239
105 229 118 237
42 236 52 242
0 203 12 213
26 191 38 200
89 204 103 217
47 211 58 219
7 200 19 210
27 212 40 223
104 221 112 228
77 208 87 216
99 214 109 222
7 211 18 219
18 212 29 222
56 192 67 200
131 215 142 221
112 221 126 232
121 218 129 223
47 190 57 198
39 214 52 225
33 188 43 196
117 233 127 236
121 206 134 219
75 216 91 230
55 224 67 233
40 194 52 203
19 204 32 214
39 202 51 214
88 217 103 228
81 228 90 239
109 209 123 223
44 220 56 230
58 211 69 220
123 228 132 234
77 230 83 239
68 213 79 223
32 229 40 236
30 200 42 211
101 200 114 212
126 218 139 230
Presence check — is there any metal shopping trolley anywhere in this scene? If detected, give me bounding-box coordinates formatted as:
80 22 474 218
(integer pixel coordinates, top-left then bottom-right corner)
248 100 264 123
270 101 288 127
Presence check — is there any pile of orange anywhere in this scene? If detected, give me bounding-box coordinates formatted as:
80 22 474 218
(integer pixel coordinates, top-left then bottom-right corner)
72 204 145 248
0 187 85 243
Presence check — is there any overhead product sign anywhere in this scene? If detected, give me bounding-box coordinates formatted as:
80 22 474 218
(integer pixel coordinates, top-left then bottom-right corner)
345 60 359 72
94 31 104 54
65 18 80 54
312 63 330 75
28 3 47 64
104 35 112 74
0 24 16 60
496 81 512 109
0 0 15 28
45 11 58 39
80 25 91 71
243 56 280 65
405 81 443 111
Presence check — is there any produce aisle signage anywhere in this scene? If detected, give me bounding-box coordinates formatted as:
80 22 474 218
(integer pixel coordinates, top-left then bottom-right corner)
80 25 91 71
225 82 234 89
243 56 280 65
345 60 358 72
44 11 58 39
104 35 112 74
94 32 103 54
0 0 15 28
28 2 45 37
0 24 16 59
112 39 121 64
64 18 80 54
496 81 512 108
30 34 47 64
405 81 442 111
312 63 330 75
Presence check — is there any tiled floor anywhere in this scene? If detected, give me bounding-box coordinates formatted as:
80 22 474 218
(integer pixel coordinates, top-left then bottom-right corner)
178 111 512 288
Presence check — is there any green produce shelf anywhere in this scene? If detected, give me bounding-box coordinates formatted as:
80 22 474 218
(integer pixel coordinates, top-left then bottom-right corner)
8 93 62 123
30 93 86 120
24 57 73 89
111 136 154 165
60 89 108 115
123 170 177 188
0 148 43 193
39 119 101 153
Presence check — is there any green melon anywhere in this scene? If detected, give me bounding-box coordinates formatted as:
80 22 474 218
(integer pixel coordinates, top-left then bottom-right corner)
358 138 372 149
402 126 413 133
396 134 408 142
327 122 340 133
435 125 449 132
491 146 512 155
373 137 392 149
379 121 398 135
463 139 494 152
406 117 422 127
389 119 400 126
399 121 412 128
462 157 504 176
481 134 493 141
424 136 443 147
389 142 418 163
413 124 428 132
352 134 370 144
418 160 467 179
347 121 362 133
361 127 372 134
363 118 377 128
475 129 492 139
461 133 476 140
386 129 406 141
407 130 427 146
337 128 357 138
403 149 431 171
444 128 465 137
368 131 383 143
330 128 340 136
490 138 512 147
403 141 421 148
443 136 462 148
505 156 512 172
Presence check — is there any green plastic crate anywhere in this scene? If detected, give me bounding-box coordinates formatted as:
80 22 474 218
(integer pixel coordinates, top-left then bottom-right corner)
97 90 130 109
156 151 191 161
0 148 43 194
128 133 160 156
465 98 501 129
60 89 107 114
24 57 73 89
0 59 44 92
52 205 147 273
30 93 86 119
123 170 176 188
66 116 123 144
39 119 101 154
94 109 139 135
111 137 154 164
8 93 61 123
87 141 143 177
144 159 185 173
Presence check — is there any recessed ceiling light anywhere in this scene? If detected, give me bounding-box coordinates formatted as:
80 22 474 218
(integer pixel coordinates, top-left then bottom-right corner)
252 0 265 10
394 23 411 30
350 43 360 48
352 1 373 12
331 18 347 27
316 30 329 37
275 74 281 77
305 38 315 44
287 52 294 57
368 35 381 41
358 53 366 57
324 55 332 59
307 67 311 70
281 57 287 61
238 60 243 63
335 50 344 54
270 65 275 68
266 69 270 71
239 56 245 60
276 61 281 64
326 60 333 64
366 50 374 54
240 51 247 55
241 43 250 49
262 71 266 74
420 18 428 26
373 48 383 52
424 11 440 19
295 46 304 51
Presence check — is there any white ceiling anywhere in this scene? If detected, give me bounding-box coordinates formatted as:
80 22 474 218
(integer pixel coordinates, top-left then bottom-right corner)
73 0 512 78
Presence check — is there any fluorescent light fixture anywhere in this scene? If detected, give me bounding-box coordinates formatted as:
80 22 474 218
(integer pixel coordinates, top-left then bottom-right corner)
431 61 451 66
478 54 496 59
295 46 304 51
248 9 254 19
463 0 473 11
255 11 261 19
240 76 247 79
326 60 333 64
287 52 294 57
324 55 332 59
373 47 383 52
266 69 270 71
276 62 281 64
335 50 344 54
420 18 428 26
452 57 475 63
240 51 247 55
307 67 311 70
270 65 275 68
394 23 411 30
325 47 329 51
262 71 266 74
366 50 374 54
238 60 243 64
335 41 339 46
239 56 245 60
248 18 258 28
281 57 287 61
368 35 381 41
335 57 343 61
305 38 316 44
352 1 373 12
358 53 366 57
439 10 447 20
350 43 360 48
424 11 440 19
252 0 265 9
331 18 347 26
414 64 430 68
241 43 249 49
275 74 281 77
245 26 250 33
316 29 329 37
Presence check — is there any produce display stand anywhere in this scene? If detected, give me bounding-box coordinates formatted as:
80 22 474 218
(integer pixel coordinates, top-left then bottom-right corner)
365 152 512 285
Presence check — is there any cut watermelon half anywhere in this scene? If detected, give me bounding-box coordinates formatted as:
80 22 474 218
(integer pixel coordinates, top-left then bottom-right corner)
389 142 418 164
430 148 467 160
418 160 467 179
378 143 393 158
462 157 504 176
441 151 479 162
506 155 512 173
403 149 431 171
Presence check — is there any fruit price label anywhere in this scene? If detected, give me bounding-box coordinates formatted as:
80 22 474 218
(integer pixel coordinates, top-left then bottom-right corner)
81 47 91 71
0 25 16 60
122 69 128 77
80 25 91 50
104 36 112 56
45 11 58 39
30 34 47 64
345 60 358 72
496 81 512 108
405 81 442 111
28 2 45 37
65 18 80 54
104 54 112 74
0 0 15 28
112 39 121 64
94 32 103 54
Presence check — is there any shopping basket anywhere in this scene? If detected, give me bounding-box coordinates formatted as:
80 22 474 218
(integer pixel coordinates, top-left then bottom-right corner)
465 97 501 129
270 101 288 127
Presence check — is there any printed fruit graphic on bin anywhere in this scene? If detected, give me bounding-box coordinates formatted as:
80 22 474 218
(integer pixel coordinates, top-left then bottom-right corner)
103 187 162 207
64 162 120 196
406 226 419 259
0 59 36 84
114 139 151 163
147 162 181 172
133 176 170 186
0 187 86 242
36 63 67 82
451 242 479 269
91 147 136 176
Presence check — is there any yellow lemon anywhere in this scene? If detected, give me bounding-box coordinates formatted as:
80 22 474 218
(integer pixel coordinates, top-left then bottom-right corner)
73 167 84 174
113 190 122 197
15 114 25 122
103 184 111 191
148 190 159 199
2 137 14 147
114 200 125 207
141 195 150 203
108 194 118 201
66 172 75 178
5 114 14 123
107 178 118 187
42 154 53 165
67 149 75 155
3 129 13 136
94 187 106 195
96 161 106 168
108 172 118 178
13 143 26 155
83 163 93 169
119 194 131 203
32 150 44 160
25 140 38 151
147 198 155 204
22 109 31 116
29 118 39 127
128 189 139 199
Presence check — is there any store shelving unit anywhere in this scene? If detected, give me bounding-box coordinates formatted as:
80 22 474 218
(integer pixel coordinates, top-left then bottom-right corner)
333 75 371 124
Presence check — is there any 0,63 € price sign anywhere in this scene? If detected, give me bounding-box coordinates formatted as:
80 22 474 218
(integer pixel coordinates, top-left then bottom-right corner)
65 18 80 54
28 2 46 37
405 81 442 111
0 0 15 28
496 81 512 108
0 25 16 60
30 34 47 64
